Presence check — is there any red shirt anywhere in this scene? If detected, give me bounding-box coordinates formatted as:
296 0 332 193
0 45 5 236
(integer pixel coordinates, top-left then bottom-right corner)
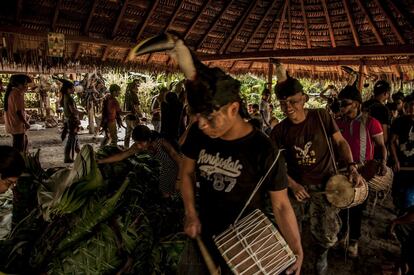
104 95 121 122
336 113 383 162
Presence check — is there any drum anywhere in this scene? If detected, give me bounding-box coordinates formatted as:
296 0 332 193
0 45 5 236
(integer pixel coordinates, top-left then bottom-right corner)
367 166 393 192
325 175 369 209
213 209 296 275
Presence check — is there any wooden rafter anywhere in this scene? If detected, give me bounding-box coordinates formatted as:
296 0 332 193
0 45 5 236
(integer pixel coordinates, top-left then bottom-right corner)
374 0 405 44
386 0 414 29
342 0 360 47
52 0 62 31
101 46 110 61
259 1 288 50
196 0 234 50
74 43 82 59
136 0 159 41
84 0 99 34
220 0 258 54
112 0 129 38
164 0 184 31
355 0 384 45
248 61 254 71
321 0 336 47
229 61 238 71
16 0 23 24
184 0 212 40
300 0 311 48
273 0 289 50
288 0 292 49
243 0 276 52
199 44 414 61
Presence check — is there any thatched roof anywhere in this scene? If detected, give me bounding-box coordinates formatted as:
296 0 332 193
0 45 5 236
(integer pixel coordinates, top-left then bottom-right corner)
0 0 414 80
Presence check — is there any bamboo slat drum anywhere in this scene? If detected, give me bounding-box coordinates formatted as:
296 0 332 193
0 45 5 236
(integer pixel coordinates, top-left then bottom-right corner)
367 166 394 192
325 175 369 209
213 209 296 275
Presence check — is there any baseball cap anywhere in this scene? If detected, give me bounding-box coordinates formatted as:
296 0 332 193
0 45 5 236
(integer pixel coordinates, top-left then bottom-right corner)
373 80 391 96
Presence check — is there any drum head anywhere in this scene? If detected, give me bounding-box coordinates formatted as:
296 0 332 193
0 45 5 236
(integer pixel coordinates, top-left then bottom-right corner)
326 175 354 208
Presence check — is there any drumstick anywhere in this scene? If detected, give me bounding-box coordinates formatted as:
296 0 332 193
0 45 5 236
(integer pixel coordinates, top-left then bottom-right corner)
196 236 221 275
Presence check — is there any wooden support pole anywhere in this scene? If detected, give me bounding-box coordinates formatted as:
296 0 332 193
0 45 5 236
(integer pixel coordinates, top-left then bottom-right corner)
267 59 273 91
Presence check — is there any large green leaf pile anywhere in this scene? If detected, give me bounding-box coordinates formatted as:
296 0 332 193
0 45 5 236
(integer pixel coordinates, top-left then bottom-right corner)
0 145 184 274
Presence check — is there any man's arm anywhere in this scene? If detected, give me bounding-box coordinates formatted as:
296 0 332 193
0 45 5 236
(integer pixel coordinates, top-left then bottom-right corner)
97 146 137 164
16 110 30 129
331 131 363 186
269 189 303 275
372 133 388 175
382 124 389 144
390 134 400 171
180 156 201 238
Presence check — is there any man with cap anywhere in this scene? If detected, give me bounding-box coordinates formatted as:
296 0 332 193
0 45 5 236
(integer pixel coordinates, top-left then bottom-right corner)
335 85 387 257
100 84 126 147
59 78 80 163
270 76 362 275
363 80 391 143
4 74 32 152
180 72 303 275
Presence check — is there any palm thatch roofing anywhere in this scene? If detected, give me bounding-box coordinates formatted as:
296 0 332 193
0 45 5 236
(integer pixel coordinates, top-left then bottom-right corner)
0 0 414 80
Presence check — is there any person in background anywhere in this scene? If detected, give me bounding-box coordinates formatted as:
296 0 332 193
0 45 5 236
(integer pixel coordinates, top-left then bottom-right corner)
0 146 25 194
259 88 271 132
161 91 183 145
60 79 80 163
250 103 263 129
363 80 391 143
270 76 362 275
4 74 32 152
392 91 405 117
387 102 399 124
151 87 168 133
124 80 143 147
320 84 340 117
389 93 414 275
98 125 182 198
100 84 125 147
335 85 387 258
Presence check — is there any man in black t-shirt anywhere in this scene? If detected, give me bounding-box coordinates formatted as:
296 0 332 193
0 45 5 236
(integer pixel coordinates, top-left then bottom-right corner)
363 80 391 143
270 76 362 275
180 73 303 275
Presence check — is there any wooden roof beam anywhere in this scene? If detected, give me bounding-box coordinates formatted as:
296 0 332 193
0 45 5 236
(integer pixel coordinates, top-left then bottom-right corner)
355 0 384 45
112 0 129 38
135 0 159 41
165 0 184 31
300 0 311 48
199 44 414 61
321 0 336 47
288 0 292 49
184 0 212 40
52 0 63 31
342 0 360 47
220 0 258 54
259 1 288 50
243 1 277 52
16 0 23 24
84 0 99 34
196 0 234 50
374 0 405 44
273 0 289 50
386 0 414 29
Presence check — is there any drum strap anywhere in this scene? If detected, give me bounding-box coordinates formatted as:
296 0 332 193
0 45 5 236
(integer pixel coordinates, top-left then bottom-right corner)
234 149 283 224
316 110 338 174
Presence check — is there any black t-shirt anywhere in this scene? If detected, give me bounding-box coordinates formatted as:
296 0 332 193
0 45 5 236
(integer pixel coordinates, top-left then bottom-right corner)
391 115 414 166
181 125 288 237
270 109 339 186
364 98 390 126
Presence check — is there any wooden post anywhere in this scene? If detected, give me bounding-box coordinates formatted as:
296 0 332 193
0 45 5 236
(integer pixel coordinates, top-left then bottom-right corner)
358 61 365 92
268 59 273 91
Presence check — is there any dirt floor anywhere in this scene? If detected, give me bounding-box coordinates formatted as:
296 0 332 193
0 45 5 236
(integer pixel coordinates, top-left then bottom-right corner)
0 124 402 275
